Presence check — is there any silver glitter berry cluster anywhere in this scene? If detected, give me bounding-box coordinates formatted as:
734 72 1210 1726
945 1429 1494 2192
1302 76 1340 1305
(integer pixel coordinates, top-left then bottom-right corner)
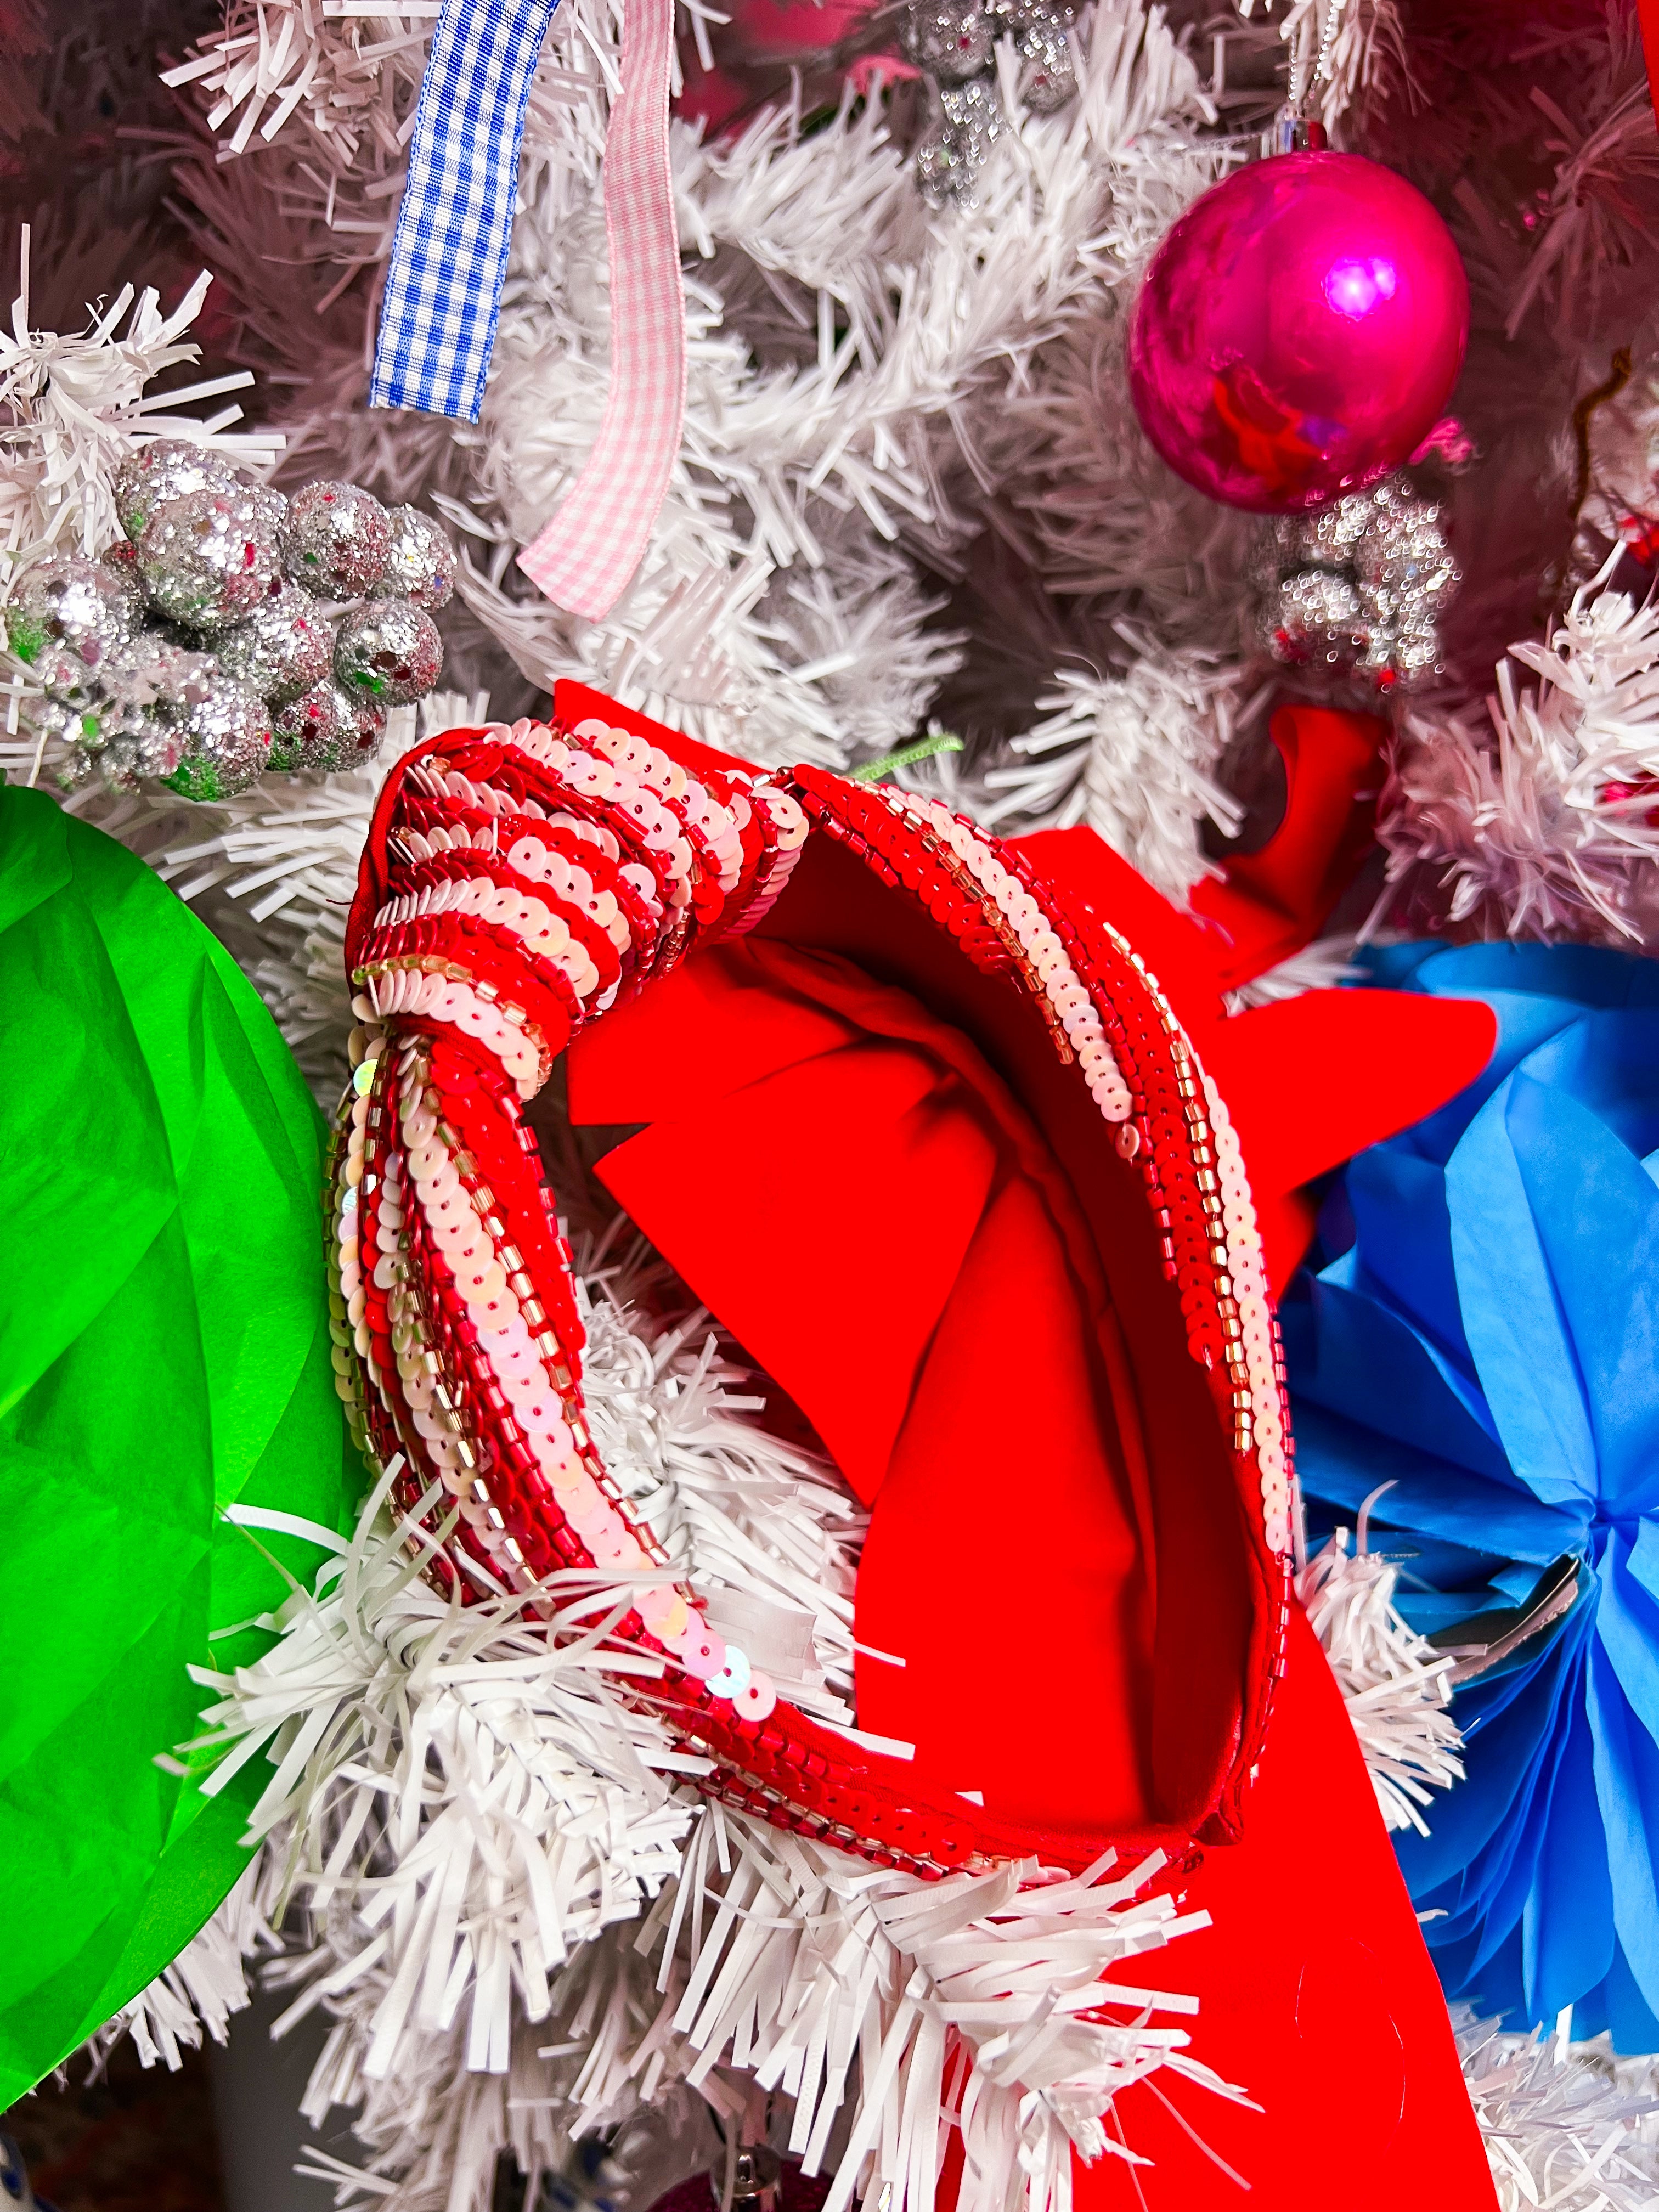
5 441 454 803
1252 472 1459 693
902 0 1076 210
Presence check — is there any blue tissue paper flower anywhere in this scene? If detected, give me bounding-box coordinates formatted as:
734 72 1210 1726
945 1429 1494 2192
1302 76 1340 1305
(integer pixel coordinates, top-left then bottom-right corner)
1282 940 1659 2049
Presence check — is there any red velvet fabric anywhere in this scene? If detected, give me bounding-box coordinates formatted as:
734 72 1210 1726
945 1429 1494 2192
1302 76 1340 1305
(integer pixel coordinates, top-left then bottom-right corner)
568 855 1496 2206
552 679 1498 2205
1079 1608 1496 2212
1187 704 1387 989
588 935 1163 1834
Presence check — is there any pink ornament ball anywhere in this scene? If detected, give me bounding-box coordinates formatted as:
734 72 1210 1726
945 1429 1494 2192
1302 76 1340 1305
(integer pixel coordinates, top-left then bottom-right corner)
1127 150 1469 514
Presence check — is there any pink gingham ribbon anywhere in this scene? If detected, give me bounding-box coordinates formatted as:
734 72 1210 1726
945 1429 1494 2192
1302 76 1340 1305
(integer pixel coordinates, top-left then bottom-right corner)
517 0 686 620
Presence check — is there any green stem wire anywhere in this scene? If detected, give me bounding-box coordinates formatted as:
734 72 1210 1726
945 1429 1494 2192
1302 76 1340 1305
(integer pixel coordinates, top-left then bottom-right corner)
849 730 964 785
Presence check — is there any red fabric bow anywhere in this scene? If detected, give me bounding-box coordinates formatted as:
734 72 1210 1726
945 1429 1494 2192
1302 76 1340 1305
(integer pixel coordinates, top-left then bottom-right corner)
556 682 1497 2212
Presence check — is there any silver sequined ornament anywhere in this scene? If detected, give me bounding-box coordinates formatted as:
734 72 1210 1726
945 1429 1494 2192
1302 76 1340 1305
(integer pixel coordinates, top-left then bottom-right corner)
47 628 228 792
332 597 442 707
61 714 187 795
163 676 273 800
216 582 335 704
48 634 224 789
915 77 1005 208
136 487 284 632
5 554 142 670
901 0 994 81
113 438 241 541
1253 473 1458 692
340 686 387 757
282 480 392 599
270 681 385 771
377 505 454 611
1013 2 1075 109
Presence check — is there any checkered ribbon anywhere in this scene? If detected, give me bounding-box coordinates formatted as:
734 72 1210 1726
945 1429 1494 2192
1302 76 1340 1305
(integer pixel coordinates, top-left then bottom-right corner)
370 0 559 424
517 0 686 620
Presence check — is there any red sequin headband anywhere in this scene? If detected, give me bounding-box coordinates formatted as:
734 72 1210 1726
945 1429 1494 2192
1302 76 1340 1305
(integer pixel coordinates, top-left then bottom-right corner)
334 709 1294 1880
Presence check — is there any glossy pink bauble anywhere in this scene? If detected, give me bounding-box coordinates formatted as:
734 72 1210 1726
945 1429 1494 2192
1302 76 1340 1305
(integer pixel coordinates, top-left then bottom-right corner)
1127 150 1469 514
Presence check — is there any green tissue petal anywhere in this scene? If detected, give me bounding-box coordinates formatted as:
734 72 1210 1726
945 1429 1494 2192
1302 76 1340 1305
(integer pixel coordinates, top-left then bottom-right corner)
0 787 354 2104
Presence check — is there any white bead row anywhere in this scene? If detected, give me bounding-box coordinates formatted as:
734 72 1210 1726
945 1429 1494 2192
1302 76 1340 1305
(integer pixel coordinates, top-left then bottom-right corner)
372 871 603 997
884 789 1136 1121
353 969 546 1092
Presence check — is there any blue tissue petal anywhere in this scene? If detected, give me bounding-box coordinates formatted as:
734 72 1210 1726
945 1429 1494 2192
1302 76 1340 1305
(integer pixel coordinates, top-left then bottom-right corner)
1289 940 1659 2045
1521 1688 1615 2023
1294 1270 1510 1477
1503 1080 1659 1515
1587 1634 1659 2018
1346 1144 1468 1365
1449 1082 1599 1510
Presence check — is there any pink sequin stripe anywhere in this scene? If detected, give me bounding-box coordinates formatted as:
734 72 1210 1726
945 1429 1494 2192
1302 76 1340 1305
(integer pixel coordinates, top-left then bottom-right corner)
516 0 685 622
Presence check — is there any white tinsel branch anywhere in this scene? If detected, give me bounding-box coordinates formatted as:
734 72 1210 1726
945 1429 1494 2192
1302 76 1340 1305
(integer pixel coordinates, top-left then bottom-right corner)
1221 931 1366 1012
82 1855 280 2075
161 2 432 171
0 238 279 573
966 637 1244 900
1379 568 1659 947
1299 1497 1465 1838
1457 2007 1659 2212
1232 0 1410 138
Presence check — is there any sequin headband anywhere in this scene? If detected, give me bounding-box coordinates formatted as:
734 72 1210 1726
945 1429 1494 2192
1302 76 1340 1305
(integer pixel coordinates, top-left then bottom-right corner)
335 707 1295 1878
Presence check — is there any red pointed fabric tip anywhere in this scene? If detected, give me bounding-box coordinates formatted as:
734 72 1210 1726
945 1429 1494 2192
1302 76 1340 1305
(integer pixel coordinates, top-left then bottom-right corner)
1008 699 1496 1287
1643 0 1659 126
1075 1607 1497 2212
1189 703 1387 991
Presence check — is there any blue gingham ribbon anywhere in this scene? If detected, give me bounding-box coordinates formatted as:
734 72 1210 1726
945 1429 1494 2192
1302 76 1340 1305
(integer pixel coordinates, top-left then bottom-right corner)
370 0 559 424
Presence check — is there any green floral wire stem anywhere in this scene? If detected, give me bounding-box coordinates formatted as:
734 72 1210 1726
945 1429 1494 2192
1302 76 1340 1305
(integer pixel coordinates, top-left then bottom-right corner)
849 729 964 785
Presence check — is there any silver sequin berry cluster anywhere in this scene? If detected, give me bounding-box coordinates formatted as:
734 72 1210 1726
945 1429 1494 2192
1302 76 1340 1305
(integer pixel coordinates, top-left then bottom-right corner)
1251 472 1459 694
6 441 454 802
901 0 1076 209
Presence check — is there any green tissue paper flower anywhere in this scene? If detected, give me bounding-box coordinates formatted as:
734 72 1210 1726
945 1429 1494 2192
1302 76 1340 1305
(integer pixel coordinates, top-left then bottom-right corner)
0 786 354 2103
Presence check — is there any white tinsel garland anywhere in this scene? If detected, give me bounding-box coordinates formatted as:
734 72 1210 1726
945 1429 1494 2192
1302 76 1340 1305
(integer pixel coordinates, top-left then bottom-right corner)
0 244 278 573
1379 571 1659 946
1457 2008 1659 2212
139 1259 1240 2212
1296 1509 1464 1839
965 639 1245 901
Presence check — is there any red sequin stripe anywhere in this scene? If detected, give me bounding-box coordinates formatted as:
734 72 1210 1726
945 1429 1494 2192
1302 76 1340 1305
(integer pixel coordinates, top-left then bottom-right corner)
392 805 628 997
358 915 583 1052
640 1671 1205 1881
568 729 736 924
419 1049 675 1630
996 851 1292 1802
360 920 578 1044
520 819 663 971
485 806 665 977
368 843 624 1004
426 1034 585 1357
397 1176 519 1591
693 784 774 950
336 1061 483 1581
419 1224 567 1583
555 726 721 904
503 748 686 918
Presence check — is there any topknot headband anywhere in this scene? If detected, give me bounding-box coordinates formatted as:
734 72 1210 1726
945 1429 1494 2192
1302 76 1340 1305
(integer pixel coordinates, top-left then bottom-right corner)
330 706 1291 1882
